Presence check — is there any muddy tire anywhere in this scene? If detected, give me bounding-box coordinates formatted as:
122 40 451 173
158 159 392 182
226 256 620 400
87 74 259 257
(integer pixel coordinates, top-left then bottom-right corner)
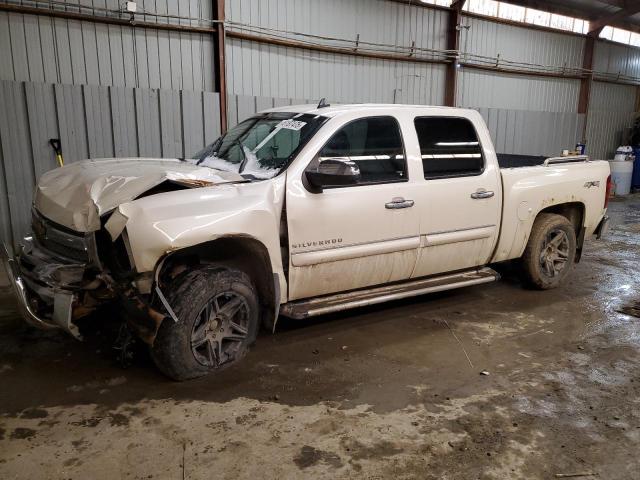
520 213 577 290
151 266 259 381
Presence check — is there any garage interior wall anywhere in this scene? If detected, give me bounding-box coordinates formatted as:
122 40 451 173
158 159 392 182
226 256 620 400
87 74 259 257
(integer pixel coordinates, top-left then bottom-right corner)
0 2 222 245
1 0 639 245
225 0 639 159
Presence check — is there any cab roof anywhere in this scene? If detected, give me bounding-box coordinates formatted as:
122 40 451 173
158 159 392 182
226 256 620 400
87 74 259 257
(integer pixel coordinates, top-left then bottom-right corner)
259 103 473 118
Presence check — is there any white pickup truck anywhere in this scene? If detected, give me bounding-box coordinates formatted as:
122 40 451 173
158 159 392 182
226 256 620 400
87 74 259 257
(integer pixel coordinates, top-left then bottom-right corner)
2 103 611 380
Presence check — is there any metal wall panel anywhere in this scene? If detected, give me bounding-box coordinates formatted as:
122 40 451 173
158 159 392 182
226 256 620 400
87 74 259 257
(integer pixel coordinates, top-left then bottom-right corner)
475 107 584 157
457 68 581 112
0 80 222 245
593 41 640 80
226 0 448 51
225 0 448 103
226 37 447 105
0 81 35 246
459 16 585 70
586 81 637 160
0 9 215 91
589 81 636 112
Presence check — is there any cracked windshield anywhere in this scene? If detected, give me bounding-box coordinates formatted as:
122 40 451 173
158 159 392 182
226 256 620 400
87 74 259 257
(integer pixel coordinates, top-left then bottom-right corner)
191 112 326 180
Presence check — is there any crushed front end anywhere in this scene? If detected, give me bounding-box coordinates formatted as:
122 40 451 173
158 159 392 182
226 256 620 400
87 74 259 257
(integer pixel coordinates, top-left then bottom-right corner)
2 209 118 339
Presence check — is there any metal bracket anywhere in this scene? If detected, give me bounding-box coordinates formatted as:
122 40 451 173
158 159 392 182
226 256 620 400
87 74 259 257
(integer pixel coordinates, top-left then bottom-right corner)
155 285 179 323
154 256 179 323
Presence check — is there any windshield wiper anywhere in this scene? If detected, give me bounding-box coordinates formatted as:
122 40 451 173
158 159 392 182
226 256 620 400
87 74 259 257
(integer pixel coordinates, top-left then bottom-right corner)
236 139 249 173
195 137 222 165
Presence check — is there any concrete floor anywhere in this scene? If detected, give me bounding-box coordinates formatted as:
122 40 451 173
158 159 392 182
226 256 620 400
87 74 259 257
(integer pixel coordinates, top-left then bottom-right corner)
0 195 639 480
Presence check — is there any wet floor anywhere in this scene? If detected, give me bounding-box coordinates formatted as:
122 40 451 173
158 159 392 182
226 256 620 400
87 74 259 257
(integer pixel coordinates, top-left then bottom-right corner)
1 195 639 479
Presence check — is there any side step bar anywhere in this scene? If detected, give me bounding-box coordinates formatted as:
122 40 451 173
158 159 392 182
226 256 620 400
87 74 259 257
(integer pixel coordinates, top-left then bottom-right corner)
280 267 500 319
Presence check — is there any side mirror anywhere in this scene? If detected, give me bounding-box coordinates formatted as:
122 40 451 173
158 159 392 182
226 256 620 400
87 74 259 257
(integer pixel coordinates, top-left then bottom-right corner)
305 158 361 192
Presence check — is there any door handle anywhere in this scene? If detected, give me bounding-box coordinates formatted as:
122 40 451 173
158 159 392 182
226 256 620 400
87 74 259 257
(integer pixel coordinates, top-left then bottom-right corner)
385 197 415 209
470 190 494 199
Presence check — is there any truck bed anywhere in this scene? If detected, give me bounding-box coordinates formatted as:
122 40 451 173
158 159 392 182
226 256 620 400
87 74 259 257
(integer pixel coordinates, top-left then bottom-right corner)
497 153 546 168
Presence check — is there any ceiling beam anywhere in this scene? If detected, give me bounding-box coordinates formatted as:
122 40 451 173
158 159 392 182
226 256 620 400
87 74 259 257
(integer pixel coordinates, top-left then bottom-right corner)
588 2 640 33
495 0 640 34
593 0 626 7
503 0 595 21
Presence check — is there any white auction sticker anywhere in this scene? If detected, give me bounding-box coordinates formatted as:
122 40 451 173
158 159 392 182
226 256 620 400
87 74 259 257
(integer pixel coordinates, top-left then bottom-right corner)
277 119 307 131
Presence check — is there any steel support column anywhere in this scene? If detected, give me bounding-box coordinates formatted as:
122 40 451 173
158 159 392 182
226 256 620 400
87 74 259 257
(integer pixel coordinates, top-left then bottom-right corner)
578 28 603 142
444 1 465 107
213 0 228 133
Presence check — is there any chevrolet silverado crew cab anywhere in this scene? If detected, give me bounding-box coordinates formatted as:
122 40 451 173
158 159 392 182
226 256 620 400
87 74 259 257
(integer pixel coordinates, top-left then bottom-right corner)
2 103 611 380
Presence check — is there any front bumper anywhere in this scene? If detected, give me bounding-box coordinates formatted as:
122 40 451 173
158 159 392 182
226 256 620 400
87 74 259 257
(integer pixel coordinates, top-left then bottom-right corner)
1 241 84 338
2 242 59 330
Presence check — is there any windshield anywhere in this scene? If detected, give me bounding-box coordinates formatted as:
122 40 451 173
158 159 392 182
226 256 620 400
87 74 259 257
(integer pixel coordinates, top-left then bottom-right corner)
191 112 327 180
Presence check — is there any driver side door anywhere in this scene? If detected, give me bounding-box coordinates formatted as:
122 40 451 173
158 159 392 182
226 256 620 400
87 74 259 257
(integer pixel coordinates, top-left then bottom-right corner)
285 115 421 301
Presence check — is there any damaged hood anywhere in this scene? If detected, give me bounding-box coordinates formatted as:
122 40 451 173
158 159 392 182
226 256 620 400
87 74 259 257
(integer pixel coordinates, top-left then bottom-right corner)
33 158 245 232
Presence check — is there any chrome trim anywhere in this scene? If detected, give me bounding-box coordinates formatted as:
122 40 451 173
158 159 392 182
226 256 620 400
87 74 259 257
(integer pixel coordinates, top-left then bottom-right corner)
385 197 415 209
281 267 499 319
1 243 59 331
425 224 496 236
470 190 495 199
543 155 589 166
292 234 418 254
291 235 420 267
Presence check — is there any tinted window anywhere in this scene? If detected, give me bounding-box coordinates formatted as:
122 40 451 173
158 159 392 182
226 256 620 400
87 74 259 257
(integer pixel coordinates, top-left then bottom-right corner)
319 116 406 185
414 117 484 179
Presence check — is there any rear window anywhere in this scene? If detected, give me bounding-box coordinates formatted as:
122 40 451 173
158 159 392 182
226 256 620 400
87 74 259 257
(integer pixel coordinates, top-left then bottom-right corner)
414 117 484 179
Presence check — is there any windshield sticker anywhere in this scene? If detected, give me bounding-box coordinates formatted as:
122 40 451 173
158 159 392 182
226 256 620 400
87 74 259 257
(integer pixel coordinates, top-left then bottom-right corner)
277 119 307 131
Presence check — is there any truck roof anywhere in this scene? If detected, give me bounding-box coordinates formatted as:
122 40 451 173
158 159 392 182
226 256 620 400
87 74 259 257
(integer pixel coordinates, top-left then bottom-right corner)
260 103 476 117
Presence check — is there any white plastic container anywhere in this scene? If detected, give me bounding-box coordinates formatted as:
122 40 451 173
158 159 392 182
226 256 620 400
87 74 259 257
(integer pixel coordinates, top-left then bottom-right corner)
609 159 634 195
614 146 633 162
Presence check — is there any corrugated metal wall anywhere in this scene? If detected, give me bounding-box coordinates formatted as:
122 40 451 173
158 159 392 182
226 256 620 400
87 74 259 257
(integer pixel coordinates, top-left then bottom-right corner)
224 0 637 162
460 16 584 69
0 80 221 245
586 82 637 160
0 8 215 91
1 0 639 245
226 37 447 104
224 0 448 104
593 41 640 80
0 2 221 245
457 69 580 112
226 0 448 50
457 68 584 158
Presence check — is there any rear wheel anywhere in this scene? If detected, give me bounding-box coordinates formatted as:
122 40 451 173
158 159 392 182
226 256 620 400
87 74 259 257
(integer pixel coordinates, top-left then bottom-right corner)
520 213 577 290
151 266 259 381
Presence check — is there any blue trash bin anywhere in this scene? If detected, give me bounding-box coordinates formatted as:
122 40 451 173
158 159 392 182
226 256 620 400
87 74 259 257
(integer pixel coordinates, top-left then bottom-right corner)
633 147 640 190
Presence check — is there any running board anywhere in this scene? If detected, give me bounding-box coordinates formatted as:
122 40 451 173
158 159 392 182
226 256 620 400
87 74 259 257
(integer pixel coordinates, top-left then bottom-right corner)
280 267 500 319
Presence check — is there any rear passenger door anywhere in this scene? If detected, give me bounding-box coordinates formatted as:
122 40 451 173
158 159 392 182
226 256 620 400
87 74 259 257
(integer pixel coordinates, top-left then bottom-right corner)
411 115 502 278
286 115 421 300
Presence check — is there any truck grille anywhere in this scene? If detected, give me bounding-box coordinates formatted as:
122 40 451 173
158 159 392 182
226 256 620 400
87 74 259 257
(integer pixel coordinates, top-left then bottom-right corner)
31 210 90 262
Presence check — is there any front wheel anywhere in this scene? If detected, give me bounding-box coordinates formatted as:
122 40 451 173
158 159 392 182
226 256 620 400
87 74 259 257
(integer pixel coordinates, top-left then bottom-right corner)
520 213 577 290
151 266 260 381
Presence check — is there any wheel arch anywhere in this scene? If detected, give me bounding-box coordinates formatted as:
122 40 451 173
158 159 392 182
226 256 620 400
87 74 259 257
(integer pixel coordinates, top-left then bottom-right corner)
536 202 585 261
155 235 280 331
